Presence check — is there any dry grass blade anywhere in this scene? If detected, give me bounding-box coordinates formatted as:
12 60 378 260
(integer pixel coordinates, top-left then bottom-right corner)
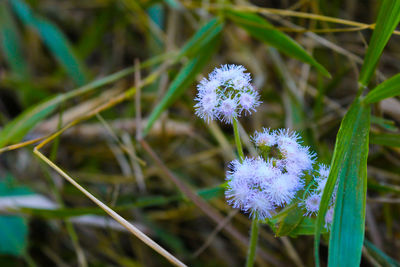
183 2 400 35
140 140 282 266
192 210 238 258
33 148 187 267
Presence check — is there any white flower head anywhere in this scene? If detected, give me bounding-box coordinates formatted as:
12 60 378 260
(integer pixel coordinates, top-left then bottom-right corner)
246 191 275 220
194 90 219 122
325 206 334 229
218 97 239 124
225 156 306 220
253 128 277 148
285 146 316 175
302 193 321 216
267 175 297 206
318 164 330 179
194 64 261 124
225 157 277 220
253 158 279 183
252 128 316 177
239 91 261 114
312 163 335 204
276 129 301 149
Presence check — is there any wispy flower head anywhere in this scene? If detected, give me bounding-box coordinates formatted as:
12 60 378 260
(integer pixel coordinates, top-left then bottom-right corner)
300 163 336 229
252 128 316 176
226 128 320 220
325 207 334 229
194 64 261 123
302 193 321 216
225 156 302 220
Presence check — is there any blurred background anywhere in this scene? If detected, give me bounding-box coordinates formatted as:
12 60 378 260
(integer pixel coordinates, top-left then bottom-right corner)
0 0 400 266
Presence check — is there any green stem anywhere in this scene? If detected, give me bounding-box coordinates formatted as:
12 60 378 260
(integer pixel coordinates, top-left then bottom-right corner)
233 118 244 163
246 219 260 267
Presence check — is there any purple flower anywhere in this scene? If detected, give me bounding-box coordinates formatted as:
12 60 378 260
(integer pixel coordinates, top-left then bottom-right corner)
194 64 261 124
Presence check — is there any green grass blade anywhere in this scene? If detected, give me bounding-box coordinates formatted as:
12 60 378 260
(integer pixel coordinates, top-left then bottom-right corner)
0 52 170 147
370 132 400 147
226 10 330 77
0 1 29 79
314 100 370 266
371 116 397 132
11 0 87 85
143 25 222 136
0 66 139 147
0 100 59 147
358 0 400 87
364 239 400 267
364 72 400 103
177 17 222 60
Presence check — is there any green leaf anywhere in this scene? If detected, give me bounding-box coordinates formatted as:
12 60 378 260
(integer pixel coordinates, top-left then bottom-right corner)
0 1 29 79
288 217 328 237
275 201 305 237
371 116 397 132
0 216 28 256
370 132 400 147
177 17 223 60
0 99 59 147
364 239 400 267
10 0 87 85
0 65 142 147
358 0 400 87
0 174 33 256
226 10 330 77
364 72 400 103
368 180 400 195
315 100 370 267
0 51 170 148
143 23 222 136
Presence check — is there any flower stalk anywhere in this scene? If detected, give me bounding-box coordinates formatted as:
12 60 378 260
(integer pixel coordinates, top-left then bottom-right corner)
246 218 260 267
233 118 244 163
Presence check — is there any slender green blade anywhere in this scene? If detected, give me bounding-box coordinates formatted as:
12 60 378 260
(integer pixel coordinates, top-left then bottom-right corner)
0 66 140 147
178 17 222 60
11 0 87 85
0 53 169 147
358 0 400 87
370 132 400 147
0 1 29 79
364 239 400 267
368 180 400 195
364 72 400 103
371 116 397 132
226 10 330 77
315 100 370 266
0 99 58 147
143 24 222 136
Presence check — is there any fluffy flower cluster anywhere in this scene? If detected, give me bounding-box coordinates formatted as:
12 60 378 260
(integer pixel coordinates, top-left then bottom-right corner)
225 129 316 220
253 128 316 176
301 164 336 228
194 64 261 123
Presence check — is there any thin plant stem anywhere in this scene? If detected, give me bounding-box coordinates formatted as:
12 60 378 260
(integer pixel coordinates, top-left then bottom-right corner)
233 117 244 163
246 219 260 267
